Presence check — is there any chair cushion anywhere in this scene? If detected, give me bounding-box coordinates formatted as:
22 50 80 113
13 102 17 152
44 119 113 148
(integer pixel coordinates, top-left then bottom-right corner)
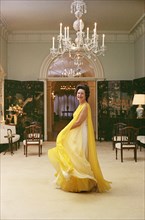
23 139 43 145
0 134 20 144
0 124 19 144
115 143 136 149
12 134 20 143
137 136 145 144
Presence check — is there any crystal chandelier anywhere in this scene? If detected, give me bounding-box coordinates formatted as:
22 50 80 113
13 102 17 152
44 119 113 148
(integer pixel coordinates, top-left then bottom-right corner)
60 85 76 91
50 0 106 65
62 68 82 77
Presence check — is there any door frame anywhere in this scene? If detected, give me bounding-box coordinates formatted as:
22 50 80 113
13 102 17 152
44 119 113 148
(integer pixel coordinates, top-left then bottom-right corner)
40 55 105 141
43 77 98 141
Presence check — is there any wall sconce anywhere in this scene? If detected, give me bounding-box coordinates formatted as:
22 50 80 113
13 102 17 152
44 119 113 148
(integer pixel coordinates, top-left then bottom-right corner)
132 94 145 118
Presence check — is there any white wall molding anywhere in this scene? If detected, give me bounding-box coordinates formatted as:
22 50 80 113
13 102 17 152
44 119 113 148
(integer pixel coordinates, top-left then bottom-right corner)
8 32 51 43
0 18 8 41
130 15 145 42
39 54 105 80
0 65 6 122
8 31 134 44
0 12 143 43
7 15 145 44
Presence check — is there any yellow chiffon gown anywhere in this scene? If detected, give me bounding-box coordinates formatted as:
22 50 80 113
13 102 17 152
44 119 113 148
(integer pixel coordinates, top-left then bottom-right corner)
48 103 111 192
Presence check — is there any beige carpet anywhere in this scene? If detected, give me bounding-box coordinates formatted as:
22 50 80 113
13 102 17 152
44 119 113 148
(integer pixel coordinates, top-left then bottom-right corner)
0 141 145 220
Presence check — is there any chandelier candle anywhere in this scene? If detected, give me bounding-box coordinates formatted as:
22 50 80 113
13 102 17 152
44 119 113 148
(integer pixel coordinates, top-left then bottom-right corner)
52 37 55 49
50 0 106 66
67 27 69 39
64 27 67 40
60 23 62 36
102 34 105 47
87 27 89 40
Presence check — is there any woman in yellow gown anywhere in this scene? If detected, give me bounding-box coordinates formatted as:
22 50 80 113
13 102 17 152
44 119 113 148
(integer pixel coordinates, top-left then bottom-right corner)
48 84 111 193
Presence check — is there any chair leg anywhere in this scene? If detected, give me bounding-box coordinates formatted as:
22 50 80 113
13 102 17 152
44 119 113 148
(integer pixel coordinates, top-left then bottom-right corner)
38 145 40 157
26 145 27 157
17 141 20 149
113 142 115 150
115 148 118 160
38 145 42 156
140 144 142 151
134 148 137 162
17 141 20 150
14 142 17 151
3 143 14 155
24 145 25 155
10 143 14 155
121 149 123 162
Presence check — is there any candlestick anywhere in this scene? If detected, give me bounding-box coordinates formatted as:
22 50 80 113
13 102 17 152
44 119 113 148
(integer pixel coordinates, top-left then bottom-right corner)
64 27 67 40
102 34 105 47
93 29 96 42
52 37 55 49
87 27 89 40
94 22 97 35
67 26 69 39
80 20 82 33
60 23 62 35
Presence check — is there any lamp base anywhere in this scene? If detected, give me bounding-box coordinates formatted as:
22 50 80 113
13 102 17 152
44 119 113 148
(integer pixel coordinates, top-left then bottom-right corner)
136 105 144 119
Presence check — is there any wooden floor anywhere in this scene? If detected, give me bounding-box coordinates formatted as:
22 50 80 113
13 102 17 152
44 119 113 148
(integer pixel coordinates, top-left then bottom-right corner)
48 117 71 141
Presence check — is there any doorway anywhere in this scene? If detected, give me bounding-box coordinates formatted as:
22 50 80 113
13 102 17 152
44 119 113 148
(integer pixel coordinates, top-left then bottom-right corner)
40 52 104 141
47 80 96 141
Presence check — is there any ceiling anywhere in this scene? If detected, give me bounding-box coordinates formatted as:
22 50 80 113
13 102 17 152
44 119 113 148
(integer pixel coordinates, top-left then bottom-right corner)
1 0 145 33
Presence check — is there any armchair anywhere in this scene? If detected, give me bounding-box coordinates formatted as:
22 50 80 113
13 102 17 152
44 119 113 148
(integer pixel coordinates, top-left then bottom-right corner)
115 126 138 162
137 126 145 151
4 129 15 155
23 125 43 157
112 123 127 150
0 124 20 154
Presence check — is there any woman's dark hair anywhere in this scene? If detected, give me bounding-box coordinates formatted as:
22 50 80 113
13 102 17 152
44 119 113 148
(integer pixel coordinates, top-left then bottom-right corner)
75 84 90 102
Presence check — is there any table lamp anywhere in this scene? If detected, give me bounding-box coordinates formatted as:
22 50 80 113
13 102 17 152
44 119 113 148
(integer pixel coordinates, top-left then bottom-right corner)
132 94 145 118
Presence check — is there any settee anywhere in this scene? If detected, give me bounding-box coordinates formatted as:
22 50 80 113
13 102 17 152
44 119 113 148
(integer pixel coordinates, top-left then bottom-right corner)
0 124 20 153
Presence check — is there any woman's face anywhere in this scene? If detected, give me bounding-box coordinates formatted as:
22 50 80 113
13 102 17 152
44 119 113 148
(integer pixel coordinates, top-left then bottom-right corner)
76 89 86 103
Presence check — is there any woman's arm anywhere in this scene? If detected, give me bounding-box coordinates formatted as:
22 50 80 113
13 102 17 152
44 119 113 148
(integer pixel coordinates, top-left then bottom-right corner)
71 104 88 129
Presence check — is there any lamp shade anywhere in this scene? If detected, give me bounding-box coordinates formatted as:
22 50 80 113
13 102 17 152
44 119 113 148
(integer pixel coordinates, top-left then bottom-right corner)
132 94 145 105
